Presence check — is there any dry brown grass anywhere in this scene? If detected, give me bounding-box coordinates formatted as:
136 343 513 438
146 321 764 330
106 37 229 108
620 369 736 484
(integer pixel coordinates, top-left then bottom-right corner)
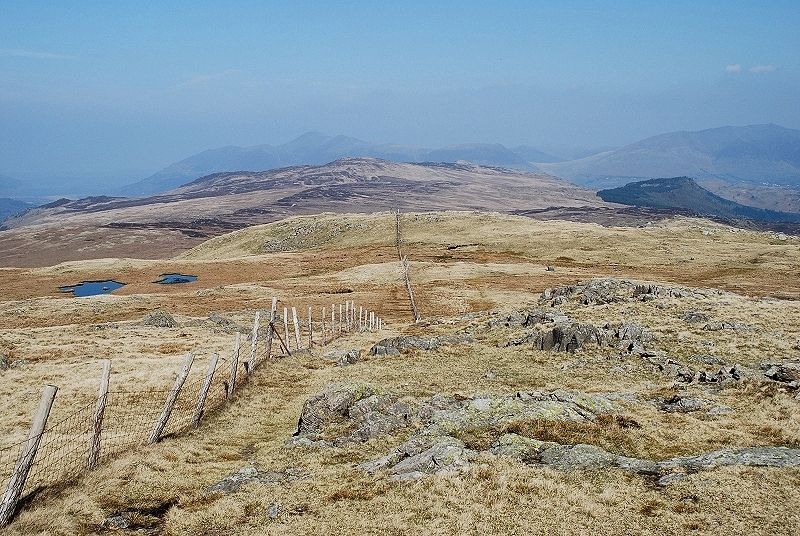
1 211 799 534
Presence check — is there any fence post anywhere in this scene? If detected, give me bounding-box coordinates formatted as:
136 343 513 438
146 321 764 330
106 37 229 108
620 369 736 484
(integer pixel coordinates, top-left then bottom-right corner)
291 307 301 350
321 307 327 345
88 360 111 469
359 306 363 330
264 297 278 361
192 354 219 428
0 384 58 526
307 306 313 347
228 333 240 399
149 353 194 443
331 304 335 339
282 307 290 353
339 304 343 335
248 311 261 372
370 311 375 331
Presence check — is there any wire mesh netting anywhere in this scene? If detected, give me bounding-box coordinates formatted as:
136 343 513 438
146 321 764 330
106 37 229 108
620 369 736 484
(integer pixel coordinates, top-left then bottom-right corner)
0 300 386 523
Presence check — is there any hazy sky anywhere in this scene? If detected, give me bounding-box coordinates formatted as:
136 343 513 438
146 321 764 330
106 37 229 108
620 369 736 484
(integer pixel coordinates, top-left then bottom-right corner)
2 0 799 181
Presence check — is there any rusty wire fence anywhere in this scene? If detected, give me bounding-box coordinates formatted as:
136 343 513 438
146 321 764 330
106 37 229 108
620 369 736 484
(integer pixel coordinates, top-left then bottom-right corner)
0 298 387 526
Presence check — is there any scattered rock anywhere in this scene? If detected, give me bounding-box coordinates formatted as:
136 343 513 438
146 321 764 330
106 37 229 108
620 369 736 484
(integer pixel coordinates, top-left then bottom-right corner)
545 266 555 272
657 472 688 486
657 395 704 413
207 466 306 494
267 501 281 519
0 354 8 371
702 321 753 332
761 362 800 385
681 310 709 324
103 514 132 530
142 310 179 328
206 313 250 334
370 334 472 356
690 354 725 366
323 348 361 366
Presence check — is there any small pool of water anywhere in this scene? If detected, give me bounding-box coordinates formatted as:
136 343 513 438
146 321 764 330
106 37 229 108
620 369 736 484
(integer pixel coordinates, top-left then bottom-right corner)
59 280 126 297
154 273 198 284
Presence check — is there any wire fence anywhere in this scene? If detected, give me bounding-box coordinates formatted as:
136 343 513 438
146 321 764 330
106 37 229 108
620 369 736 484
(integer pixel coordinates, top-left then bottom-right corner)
0 296 388 526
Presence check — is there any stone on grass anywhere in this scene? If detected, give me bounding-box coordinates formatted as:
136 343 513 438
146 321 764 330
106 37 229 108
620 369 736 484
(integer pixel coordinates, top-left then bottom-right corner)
142 310 178 328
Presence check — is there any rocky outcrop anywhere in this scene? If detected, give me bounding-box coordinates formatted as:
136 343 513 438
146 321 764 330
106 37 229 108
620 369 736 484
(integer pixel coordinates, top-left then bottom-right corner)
660 447 800 472
370 334 472 356
293 385 800 482
291 383 416 446
503 315 654 355
539 279 707 307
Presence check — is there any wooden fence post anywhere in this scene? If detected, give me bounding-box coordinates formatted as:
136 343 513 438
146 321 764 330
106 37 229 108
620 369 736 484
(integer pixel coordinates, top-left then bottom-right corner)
330 304 335 339
283 307 290 353
228 333 240 399
87 360 111 469
0 384 58 526
307 306 313 347
192 354 219 428
291 307 301 350
149 353 194 443
264 297 277 361
321 307 327 345
339 304 343 335
359 306 363 330
248 311 260 372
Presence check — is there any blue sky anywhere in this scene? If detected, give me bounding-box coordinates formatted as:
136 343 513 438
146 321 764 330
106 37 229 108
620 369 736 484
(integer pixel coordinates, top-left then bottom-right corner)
2 1 799 181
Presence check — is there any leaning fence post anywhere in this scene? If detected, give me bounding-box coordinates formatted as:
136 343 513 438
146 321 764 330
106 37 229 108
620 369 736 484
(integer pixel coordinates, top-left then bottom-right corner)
149 353 194 443
291 307 301 350
248 311 261 372
0 384 58 526
192 354 219 428
87 360 111 469
228 333 240 399
264 297 278 361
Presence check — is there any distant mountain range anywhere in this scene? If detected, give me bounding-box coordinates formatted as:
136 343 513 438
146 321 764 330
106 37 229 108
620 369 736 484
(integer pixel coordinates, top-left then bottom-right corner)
598 177 800 223
120 133 562 196
537 124 800 189
120 125 800 213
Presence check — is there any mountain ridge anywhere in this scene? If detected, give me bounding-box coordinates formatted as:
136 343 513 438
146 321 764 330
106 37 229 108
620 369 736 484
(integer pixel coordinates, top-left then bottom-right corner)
597 176 800 223
120 135 563 196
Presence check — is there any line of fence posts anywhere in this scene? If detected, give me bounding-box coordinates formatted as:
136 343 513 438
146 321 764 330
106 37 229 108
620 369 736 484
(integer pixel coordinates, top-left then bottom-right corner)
0 294 388 526
396 209 421 322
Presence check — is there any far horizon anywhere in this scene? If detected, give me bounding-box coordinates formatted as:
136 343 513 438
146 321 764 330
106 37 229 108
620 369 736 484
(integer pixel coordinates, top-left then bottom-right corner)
2 1 799 186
